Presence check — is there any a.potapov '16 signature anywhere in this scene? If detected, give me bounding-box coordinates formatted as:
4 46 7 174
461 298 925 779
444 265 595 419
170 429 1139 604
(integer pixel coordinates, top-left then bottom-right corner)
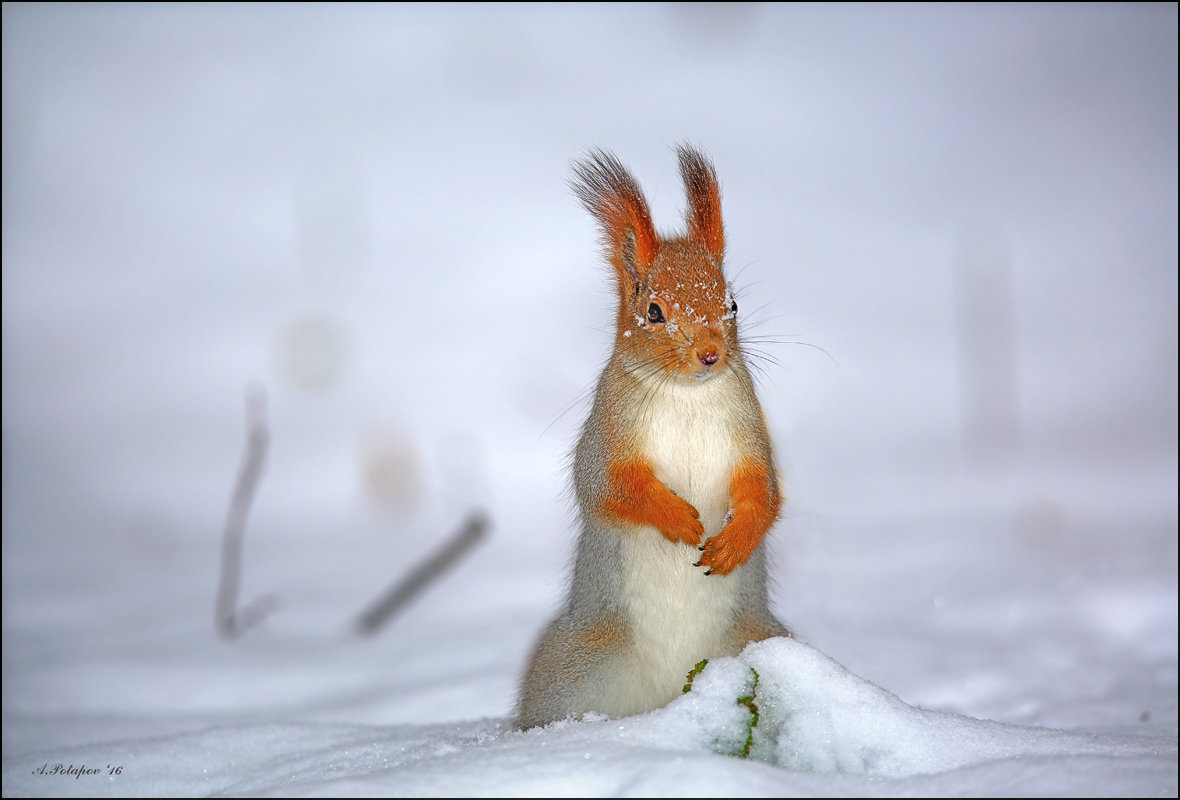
32 763 123 779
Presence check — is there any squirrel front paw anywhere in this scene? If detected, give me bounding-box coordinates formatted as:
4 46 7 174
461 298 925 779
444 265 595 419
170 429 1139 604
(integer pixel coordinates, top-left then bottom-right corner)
650 493 705 547
602 459 704 547
695 512 760 576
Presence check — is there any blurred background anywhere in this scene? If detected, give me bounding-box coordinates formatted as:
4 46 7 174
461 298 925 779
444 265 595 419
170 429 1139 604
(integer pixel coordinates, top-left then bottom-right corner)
2 3 1176 730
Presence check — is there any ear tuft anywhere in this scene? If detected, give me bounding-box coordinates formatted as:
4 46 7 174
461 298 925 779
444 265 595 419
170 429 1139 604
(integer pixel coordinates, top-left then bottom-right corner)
677 144 725 260
571 149 659 285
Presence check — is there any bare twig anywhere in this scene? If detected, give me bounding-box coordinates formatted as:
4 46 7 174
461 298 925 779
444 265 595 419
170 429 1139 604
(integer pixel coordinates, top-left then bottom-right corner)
215 385 276 639
356 510 489 635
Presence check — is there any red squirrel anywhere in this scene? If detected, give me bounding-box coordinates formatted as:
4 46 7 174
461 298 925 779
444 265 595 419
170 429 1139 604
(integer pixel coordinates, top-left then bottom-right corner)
516 146 789 729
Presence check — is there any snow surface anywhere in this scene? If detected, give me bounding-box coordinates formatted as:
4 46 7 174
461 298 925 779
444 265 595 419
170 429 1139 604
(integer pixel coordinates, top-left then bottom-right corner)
2 4 1176 797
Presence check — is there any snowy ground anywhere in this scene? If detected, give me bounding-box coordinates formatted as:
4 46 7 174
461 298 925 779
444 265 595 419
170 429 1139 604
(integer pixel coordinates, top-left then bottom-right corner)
2 4 1176 797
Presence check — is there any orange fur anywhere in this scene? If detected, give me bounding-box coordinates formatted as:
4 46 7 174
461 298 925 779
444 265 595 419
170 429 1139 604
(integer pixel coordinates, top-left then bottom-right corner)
601 457 705 547
731 612 790 646
575 617 628 649
572 149 660 289
678 145 725 259
603 189 660 274
612 237 736 377
697 458 780 575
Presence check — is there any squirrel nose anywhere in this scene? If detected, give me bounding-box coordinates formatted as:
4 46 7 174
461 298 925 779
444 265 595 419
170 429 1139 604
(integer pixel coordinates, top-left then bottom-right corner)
698 348 719 366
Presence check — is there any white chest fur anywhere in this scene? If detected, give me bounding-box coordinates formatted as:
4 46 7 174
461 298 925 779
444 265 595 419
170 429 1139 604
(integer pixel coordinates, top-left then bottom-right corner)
638 372 741 531
612 371 745 712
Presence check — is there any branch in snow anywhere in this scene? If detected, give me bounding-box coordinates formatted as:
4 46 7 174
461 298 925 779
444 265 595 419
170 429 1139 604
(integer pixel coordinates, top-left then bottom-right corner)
215 385 278 639
356 510 489 635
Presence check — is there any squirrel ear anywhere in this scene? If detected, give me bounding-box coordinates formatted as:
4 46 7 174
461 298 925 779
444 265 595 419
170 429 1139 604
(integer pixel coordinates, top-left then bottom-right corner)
677 145 725 260
571 149 659 287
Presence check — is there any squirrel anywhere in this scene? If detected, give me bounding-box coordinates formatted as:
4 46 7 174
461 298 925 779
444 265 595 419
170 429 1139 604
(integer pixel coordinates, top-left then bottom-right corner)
515 146 790 730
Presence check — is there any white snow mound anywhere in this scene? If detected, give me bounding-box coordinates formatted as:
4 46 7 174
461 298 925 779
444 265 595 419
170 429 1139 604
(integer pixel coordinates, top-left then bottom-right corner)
656 636 1159 777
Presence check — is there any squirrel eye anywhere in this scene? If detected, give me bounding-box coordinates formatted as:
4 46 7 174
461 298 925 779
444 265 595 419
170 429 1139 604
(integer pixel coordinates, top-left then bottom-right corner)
730 300 738 314
647 302 665 324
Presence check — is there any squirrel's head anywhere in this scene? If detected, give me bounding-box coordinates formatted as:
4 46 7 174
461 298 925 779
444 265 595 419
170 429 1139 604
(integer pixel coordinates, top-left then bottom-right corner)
572 145 738 382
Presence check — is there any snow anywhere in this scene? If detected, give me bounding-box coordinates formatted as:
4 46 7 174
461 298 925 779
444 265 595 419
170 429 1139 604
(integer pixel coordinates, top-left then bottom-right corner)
3 3 1176 797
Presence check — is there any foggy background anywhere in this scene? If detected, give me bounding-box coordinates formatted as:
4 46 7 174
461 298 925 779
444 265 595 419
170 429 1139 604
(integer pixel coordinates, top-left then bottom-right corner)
2 5 1176 793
